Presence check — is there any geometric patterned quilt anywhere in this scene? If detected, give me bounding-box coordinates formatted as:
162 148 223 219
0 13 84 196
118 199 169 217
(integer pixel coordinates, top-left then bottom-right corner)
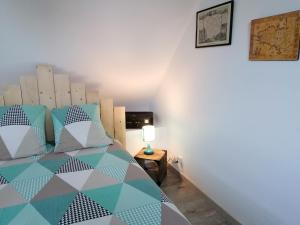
0 142 191 225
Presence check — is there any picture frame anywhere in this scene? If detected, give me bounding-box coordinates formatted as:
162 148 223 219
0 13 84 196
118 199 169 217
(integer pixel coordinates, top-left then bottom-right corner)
249 10 300 61
195 1 234 48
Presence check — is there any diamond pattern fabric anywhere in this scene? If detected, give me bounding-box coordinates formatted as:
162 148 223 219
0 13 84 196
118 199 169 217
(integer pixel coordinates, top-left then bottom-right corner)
0 105 47 160
116 202 161 225
0 142 191 225
0 175 8 184
0 105 31 126
52 104 112 153
59 192 112 225
64 106 91 125
11 175 53 201
56 158 93 174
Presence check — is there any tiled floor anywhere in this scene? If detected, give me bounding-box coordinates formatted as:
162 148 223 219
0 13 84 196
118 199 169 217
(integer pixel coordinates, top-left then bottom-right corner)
161 165 240 225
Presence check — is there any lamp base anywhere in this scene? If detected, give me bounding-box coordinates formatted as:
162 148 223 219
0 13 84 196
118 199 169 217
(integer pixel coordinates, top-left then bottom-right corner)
144 144 154 155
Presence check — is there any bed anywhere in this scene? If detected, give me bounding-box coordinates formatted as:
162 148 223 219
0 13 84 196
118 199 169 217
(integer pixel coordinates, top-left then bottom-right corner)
0 64 191 225
0 142 190 225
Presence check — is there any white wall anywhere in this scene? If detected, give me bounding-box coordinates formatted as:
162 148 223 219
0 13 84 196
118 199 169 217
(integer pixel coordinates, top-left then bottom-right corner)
152 1 300 225
0 0 196 110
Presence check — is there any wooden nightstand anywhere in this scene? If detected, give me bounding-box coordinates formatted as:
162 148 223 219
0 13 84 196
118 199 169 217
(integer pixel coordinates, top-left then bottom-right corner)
134 148 167 186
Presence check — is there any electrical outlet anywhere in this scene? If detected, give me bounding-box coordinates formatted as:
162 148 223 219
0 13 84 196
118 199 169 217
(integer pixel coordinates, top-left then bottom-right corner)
178 155 183 164
170 155 183 164
168 154 183 164
168 155 177 163
171 156 179 163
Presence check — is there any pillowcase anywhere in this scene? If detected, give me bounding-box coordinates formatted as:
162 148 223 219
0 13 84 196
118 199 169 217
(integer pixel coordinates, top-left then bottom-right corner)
0 105 47 160
52 104 112 152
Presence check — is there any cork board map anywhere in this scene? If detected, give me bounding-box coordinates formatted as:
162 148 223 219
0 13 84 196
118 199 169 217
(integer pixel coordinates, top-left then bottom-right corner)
249 10 300 61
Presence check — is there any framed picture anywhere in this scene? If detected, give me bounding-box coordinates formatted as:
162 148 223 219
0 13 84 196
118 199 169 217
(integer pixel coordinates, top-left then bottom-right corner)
196 1 234 48
249 11 300 61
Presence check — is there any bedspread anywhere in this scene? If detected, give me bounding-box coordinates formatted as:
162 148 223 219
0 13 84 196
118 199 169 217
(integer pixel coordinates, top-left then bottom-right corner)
0 142 190 225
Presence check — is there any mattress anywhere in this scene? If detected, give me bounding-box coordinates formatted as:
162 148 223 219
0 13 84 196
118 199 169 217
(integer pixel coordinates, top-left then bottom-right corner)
0 142 191 225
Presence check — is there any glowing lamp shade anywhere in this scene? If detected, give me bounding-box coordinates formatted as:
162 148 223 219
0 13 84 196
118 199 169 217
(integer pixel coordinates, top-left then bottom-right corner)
143 125 155 142
142 125 155 155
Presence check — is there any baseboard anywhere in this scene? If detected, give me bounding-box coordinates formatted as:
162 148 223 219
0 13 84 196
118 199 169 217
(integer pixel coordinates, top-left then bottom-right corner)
169 163 242 225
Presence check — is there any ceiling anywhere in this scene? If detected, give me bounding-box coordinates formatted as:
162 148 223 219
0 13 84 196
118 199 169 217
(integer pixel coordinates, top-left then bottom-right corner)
0 0 196 109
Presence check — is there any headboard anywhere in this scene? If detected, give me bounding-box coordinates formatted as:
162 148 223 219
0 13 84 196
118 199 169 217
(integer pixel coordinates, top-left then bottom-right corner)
0 64 126 148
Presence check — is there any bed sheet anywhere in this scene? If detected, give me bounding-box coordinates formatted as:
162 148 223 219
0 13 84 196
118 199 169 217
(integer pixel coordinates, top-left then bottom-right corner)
0 142 190 225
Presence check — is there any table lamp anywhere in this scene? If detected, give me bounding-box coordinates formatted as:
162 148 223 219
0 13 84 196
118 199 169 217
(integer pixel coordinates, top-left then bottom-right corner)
142 125 155 155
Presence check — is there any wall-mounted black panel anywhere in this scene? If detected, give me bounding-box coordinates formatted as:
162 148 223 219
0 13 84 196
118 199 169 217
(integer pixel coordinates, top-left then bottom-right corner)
126 112 153 129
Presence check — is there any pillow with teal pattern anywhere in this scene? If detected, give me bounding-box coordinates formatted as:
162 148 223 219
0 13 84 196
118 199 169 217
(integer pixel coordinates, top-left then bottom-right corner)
52 104 112 152
0 105 47 160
